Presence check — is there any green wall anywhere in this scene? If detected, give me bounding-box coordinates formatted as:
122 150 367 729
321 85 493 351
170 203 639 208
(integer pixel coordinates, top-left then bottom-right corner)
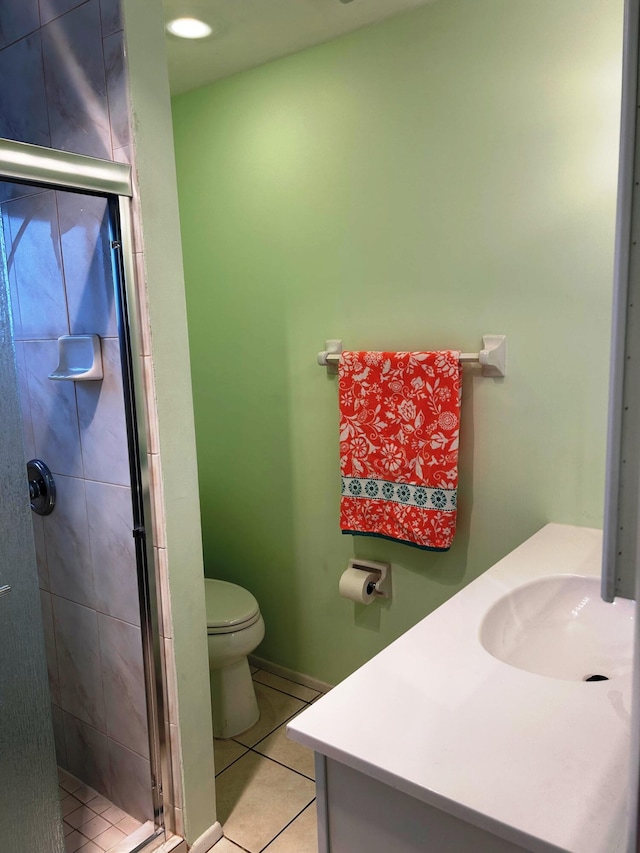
172 0 623 685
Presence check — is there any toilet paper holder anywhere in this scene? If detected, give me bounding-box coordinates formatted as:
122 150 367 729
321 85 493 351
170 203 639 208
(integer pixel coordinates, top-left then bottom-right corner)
348 558 392 598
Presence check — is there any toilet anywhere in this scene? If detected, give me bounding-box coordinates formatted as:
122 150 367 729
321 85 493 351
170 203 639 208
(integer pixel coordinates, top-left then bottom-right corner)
204 578 265 739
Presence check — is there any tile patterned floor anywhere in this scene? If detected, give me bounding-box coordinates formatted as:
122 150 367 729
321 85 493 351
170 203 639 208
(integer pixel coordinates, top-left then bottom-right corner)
214 668 323 853
58 768 144 853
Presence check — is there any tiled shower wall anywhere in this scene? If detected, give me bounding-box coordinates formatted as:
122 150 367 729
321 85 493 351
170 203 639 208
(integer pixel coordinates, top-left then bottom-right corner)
0 0 180 829
2 187 152 822
0 0 127 159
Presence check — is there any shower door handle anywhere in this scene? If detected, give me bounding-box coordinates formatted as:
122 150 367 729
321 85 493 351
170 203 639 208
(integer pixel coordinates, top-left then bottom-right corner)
0 585 11 597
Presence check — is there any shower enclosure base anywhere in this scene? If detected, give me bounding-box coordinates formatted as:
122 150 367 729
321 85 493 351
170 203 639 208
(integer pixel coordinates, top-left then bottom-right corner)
58 767 151 852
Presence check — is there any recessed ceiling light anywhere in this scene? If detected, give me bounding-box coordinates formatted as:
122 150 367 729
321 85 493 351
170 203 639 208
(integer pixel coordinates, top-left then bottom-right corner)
166 17 213 39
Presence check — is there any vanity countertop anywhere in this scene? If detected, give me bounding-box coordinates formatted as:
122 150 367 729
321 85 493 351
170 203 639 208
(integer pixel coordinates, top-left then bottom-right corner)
287 524 632 853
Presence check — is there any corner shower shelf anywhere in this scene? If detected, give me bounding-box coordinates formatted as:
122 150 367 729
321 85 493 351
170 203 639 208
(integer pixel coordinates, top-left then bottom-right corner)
48 335 103 381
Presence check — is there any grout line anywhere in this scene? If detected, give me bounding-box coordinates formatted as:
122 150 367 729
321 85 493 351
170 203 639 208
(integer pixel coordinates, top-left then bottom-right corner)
213 747 247 779
251 675 319 705
216 744 314 784
46 578 142 629
219 708 313 780
253 682 310 703
253 668 318 692
215 672 316 773
220 676 317 748
0 27 42 51
249 657 334 696
246 748 315 783
222 837 252 853
258 798 316 853
40 0 93 29
215 671 317 851
234 707 303 751
54 697 151 765
37 11 53 148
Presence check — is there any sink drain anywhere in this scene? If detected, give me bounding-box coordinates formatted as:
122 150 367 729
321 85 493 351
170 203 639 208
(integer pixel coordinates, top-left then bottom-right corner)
584 674 609 682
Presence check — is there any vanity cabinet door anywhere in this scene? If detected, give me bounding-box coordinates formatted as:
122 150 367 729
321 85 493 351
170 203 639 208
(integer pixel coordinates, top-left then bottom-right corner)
322 757 530 853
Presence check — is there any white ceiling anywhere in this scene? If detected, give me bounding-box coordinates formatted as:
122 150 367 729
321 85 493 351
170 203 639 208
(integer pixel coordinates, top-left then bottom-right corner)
163 0 434 94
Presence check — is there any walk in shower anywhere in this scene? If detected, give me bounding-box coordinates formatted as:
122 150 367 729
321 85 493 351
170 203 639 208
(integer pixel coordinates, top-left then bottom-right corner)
0 140 166 853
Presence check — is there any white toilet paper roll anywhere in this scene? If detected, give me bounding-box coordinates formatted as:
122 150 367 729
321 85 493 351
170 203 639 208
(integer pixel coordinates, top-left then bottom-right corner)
339 567 378 604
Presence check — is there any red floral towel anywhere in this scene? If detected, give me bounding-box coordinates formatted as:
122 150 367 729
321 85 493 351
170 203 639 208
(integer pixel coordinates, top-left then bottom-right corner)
339 351 462 551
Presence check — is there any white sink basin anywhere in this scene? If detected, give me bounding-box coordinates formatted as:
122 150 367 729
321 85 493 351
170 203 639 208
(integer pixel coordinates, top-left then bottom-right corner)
480 574 635 681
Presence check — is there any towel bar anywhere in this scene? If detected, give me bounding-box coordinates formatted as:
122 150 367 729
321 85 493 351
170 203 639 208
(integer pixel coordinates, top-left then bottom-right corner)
317 335 507 378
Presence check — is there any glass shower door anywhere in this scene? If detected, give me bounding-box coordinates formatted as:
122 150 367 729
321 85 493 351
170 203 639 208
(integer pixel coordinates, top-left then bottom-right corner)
0 236 64 851
0 138 165 852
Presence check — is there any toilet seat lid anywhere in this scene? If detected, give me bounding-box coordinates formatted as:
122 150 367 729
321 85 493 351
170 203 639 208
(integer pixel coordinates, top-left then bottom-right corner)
204 578 260 630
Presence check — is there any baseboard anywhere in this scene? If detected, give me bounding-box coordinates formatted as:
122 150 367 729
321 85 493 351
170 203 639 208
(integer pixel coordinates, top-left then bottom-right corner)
188 821 223 852
249 655 334 695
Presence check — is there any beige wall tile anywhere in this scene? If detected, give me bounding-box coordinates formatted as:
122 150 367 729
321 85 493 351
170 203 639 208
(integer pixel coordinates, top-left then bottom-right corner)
173 806 184 838
155 546 172 638
99 614 149 759
164 801 175 834
148 452 167 549
133 252 151 356
169 723 184 809
107 739 153 822
142 354 160 454
163 637 178 725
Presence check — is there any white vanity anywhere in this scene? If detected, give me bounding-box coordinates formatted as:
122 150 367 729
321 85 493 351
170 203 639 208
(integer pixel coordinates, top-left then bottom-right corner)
287 525 634 852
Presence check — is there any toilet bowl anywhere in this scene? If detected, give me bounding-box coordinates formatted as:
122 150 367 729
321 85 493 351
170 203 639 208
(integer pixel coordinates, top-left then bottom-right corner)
205 578 265 739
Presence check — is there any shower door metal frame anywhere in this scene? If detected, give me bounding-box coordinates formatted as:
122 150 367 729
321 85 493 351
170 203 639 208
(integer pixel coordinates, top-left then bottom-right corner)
0 138 168 850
